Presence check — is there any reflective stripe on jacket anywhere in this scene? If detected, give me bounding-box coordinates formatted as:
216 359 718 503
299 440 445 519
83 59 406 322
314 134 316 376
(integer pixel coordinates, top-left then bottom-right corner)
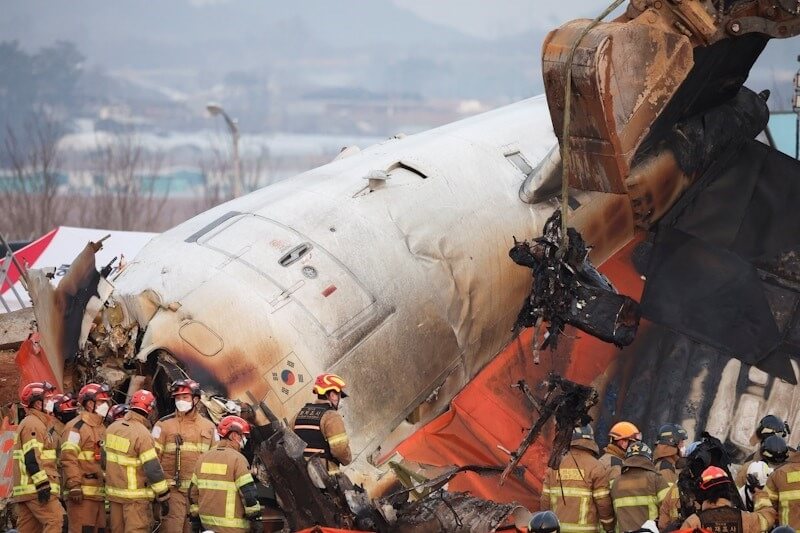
188 439 261 533
610 455 670 533
105 410 169 502
12 408 61 502
61 411 106 500
541 439 616 533
766 451 800 527
153 408 216 491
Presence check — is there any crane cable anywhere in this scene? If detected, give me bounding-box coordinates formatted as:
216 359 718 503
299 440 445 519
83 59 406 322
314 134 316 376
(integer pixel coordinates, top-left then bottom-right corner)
558 0 628 256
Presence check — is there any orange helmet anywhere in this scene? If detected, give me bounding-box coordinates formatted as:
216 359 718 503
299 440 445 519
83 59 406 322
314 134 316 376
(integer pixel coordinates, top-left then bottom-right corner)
313 373 348 397
78 383 112 405
130 389 157 415
20 381 57 407
608 421 641 441
218 415 251 439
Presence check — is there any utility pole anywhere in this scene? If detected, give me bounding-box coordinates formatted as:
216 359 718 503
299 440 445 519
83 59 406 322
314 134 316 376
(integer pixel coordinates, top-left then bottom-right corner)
206 103 243 198
795 55 800 160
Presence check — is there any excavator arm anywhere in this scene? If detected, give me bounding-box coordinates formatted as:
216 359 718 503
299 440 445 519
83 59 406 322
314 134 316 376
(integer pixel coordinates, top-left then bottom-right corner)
542 0 800 196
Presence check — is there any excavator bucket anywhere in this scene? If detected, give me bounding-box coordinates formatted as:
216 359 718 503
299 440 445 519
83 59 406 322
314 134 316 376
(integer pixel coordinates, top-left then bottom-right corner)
542 19 693 193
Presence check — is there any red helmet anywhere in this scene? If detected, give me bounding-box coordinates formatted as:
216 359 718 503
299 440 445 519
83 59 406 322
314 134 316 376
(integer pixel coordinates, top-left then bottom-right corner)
53 393 79 415
217 415 251 439
169 378 201 397
130 389 157 415
20 381 57 407
313 373 348 397
78 383 112 405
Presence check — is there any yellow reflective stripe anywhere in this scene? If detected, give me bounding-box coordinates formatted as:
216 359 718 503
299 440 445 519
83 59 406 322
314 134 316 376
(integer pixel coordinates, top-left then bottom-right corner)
106 486 154 499
105 434 130 453
200 462 228 476
787 471 800 483
40 450 56 460
613 495 658 519
235 473 254 489
189 504 199 514
151 479 168 495
552 487 593 497
61 442 81 453
196 479 236 490
22 438 43 453
154 441 164 452
13 485 37 496
327 433 348 447
657 487 671 502
139 447 158 463
81 485 105 497
244 503 261 515
77 451 96 460
105 451 140 466
200 514 249 529
30 470 48 484
759 513 770 532
558 468 586 482
778 489 800 524
754 496 772 511
561 523 603 532
163 442 211 453
767 486 779 502
593 488 610 498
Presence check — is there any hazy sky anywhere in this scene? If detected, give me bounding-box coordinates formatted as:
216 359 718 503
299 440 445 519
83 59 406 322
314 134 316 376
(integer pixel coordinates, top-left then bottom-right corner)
393 0 620 39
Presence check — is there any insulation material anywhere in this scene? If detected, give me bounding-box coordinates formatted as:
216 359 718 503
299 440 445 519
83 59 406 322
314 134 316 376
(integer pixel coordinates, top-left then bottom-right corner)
391 239 646 509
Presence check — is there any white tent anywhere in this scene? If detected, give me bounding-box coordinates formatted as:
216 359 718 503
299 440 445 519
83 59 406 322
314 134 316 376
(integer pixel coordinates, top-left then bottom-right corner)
1 226 156 313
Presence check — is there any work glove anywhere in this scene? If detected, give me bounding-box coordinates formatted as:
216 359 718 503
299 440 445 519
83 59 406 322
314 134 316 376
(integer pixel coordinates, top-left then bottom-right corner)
156 492 170 516
35 482 51 503
189 515 202 533
68 487 83 503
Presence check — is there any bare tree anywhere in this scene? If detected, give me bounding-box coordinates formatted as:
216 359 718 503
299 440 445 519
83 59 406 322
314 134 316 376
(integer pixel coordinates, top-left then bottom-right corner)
84 131 170 231
0 116 68 240
195 138 270 213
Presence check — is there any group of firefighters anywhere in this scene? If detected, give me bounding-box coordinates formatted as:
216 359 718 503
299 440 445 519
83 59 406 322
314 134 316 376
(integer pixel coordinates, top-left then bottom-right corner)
9 372 352 533
536 417 800 533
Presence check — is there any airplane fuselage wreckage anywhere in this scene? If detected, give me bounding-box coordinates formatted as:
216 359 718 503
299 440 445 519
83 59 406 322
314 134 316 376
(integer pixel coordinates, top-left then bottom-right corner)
8 0 800 530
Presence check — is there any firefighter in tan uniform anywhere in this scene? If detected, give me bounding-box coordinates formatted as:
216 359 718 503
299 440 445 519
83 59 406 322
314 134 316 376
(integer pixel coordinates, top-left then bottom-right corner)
292 373 352 472
541 425 616 533
611 441 671 532
601 421 642 481
61 383 111 533
105 389 170 533
188 415 262 533
153 379 216 533
45 392 79 503
766 447 800 528
654 424 688 487
737 415 790 488
11 381 64 533
682 466 775 533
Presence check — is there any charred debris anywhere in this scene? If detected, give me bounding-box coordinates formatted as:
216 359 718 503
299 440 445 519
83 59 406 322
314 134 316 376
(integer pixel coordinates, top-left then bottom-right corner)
510 210 641 356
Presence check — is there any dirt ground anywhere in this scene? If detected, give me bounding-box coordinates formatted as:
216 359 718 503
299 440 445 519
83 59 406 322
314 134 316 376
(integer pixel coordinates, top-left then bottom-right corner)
0 350 19 407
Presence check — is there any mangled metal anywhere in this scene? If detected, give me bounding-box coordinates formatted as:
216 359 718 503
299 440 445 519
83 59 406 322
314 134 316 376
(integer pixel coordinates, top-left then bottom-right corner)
510 210 640 351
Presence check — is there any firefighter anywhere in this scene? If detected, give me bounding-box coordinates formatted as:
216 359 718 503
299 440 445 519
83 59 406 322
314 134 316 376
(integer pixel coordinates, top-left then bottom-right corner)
601 421 642 480
105 389 170 533
46 393 78 490
737 415 790 487
529 510 560 533
153 378 216 533
658 440 702 530
188 415 262 533
61 383 111 533
766 445 800 528
681 466 775 533
11 381 64 533
611 441 671 533
292 373 352 473
541 425 616 533
654 423 688 487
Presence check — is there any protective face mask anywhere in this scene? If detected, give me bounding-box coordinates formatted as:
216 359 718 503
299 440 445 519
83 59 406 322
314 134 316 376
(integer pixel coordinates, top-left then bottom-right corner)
44 400 55 414
679 444 687 457
175 400 193 413
95 402 110 418
240 436 248 447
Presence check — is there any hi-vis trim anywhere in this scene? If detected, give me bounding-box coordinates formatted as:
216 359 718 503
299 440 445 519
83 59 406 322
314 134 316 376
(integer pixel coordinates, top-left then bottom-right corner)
200 462 228 476
105 434 131 453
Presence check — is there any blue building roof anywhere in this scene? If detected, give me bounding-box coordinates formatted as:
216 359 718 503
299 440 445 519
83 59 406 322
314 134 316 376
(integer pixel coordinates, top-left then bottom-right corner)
769 112 797 159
